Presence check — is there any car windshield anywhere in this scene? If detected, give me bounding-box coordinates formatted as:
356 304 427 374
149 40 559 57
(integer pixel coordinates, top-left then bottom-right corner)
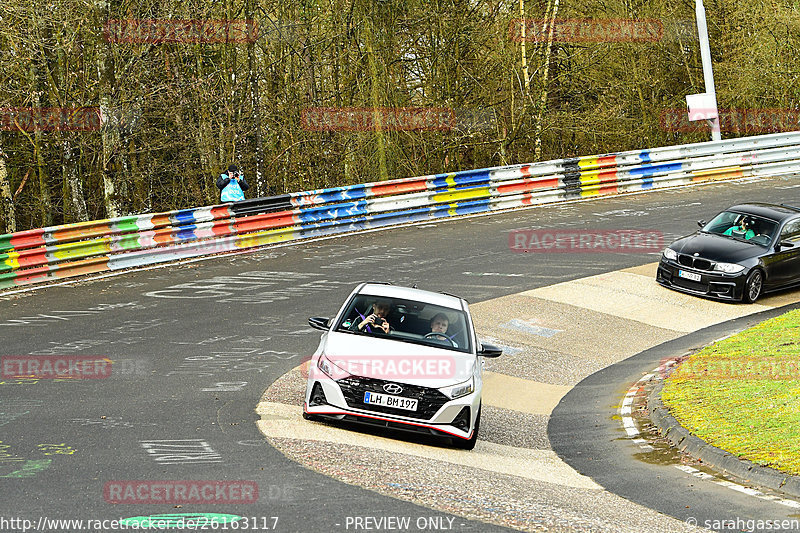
335 294 472 353
701 210 778 246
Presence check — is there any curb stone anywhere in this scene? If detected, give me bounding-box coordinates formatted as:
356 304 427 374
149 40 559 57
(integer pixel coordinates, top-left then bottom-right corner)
647 379 800 499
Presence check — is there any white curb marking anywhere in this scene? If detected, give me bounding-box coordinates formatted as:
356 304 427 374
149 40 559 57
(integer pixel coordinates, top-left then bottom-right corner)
619 364 800 509
676 466 800 509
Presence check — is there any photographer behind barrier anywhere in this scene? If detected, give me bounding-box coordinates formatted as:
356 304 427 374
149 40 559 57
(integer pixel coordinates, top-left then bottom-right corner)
216 164 250 202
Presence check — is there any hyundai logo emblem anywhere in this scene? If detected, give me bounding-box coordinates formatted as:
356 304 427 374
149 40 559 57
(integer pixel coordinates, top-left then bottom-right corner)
383 383 403 394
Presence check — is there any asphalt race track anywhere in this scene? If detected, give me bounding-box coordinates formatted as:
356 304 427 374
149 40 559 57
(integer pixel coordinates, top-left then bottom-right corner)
550 305 800 528
2 175 800 532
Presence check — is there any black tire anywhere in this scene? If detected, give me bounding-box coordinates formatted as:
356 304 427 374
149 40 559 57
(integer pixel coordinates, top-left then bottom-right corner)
744 269 764 303
453 407 480 450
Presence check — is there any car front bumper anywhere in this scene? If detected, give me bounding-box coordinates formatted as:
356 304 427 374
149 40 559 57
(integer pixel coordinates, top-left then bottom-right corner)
656 259 747 301
304 376 478 441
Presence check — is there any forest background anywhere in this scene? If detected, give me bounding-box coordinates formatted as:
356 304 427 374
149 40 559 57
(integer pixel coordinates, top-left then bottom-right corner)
0 0 798 233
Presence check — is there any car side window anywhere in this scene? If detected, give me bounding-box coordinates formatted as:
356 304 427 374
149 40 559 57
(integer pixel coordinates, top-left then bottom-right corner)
780 219 800 242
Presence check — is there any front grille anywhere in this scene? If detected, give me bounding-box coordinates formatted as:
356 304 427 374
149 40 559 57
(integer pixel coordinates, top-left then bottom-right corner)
694 258 712 270
677 254 713 271
337 377 450 420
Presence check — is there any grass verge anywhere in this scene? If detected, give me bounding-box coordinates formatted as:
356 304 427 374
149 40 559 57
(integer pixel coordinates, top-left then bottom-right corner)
661 308 800 475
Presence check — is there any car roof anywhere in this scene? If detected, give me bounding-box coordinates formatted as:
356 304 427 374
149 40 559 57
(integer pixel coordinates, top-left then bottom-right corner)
728 203 800 221
357 283 465 310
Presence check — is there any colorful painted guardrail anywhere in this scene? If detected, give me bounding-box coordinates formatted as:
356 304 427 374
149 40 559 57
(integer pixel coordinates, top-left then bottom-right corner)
3 131 800 290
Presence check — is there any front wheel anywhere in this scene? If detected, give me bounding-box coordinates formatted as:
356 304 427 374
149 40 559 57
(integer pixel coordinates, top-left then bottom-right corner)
453 407 480 450
744 269 764 303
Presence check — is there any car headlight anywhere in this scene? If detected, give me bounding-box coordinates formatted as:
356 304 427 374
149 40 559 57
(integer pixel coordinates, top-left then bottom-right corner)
713 262 745 274
316 354 349 379
440 376 474 399
663 248 678 261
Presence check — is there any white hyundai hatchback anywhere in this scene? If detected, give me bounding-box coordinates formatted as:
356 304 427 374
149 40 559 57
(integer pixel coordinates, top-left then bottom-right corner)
304 283 501 449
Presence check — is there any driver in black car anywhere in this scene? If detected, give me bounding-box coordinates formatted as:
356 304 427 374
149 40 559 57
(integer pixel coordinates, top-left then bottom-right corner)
353 300 391 334
724 216 756 240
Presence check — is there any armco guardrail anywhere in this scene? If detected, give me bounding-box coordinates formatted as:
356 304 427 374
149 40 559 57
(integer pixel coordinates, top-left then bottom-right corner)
2 131 800 290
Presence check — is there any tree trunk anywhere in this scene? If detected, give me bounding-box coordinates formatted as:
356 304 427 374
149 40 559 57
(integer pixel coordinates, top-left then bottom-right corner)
533 0 559 161
28 63 53 227
519 0 530 95
246 1 265 196
97 0 119 218
192 41 217 205
0 141 15 234
221 1 239 172
63 136 88 222
364 22 388 181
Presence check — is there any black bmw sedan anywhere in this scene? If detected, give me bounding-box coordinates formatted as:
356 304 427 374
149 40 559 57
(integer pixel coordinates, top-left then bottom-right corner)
657 203 800 303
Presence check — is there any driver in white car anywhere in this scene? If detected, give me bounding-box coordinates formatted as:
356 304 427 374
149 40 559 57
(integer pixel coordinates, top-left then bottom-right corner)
430 313 449 335
428 313 458 347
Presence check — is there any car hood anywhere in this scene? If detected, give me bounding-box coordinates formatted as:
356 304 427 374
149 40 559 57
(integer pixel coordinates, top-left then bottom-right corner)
320 331 476 388
670 232 762 263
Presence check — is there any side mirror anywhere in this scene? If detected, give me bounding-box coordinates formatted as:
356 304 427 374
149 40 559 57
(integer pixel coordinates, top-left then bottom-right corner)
478 342 503 358
697 220 706 228
777 240 795 251
308 317 331 331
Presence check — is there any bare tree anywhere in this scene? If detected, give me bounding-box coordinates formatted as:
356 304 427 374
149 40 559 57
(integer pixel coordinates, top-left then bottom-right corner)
0 139 14 234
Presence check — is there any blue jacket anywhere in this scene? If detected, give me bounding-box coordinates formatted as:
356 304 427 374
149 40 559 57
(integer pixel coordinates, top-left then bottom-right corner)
216 173 249 202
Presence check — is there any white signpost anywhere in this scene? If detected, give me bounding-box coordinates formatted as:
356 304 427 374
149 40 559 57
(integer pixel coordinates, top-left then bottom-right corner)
686 0 722 141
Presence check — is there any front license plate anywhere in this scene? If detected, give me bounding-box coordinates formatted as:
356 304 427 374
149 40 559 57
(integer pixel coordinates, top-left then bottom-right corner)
678 270 702 282
364 392 418 411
